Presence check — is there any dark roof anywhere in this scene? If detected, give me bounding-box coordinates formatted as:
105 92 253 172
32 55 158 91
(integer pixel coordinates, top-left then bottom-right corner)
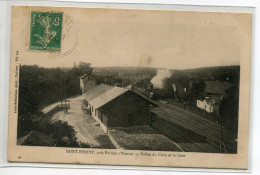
82 84 113 101
205 81 233 95
130 85 159 106
204 98 220 106
80 74 88 79
17 131 56 146
90 87 129 109
80 74 96 79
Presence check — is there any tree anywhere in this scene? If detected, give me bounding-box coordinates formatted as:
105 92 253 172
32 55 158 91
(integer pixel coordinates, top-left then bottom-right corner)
219 85 239 137
17 63 93 138
78 62 93 76
38 120 82 147
191 80 206 95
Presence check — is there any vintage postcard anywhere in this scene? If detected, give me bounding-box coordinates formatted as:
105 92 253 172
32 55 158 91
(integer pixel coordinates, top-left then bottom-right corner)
8 6 252 169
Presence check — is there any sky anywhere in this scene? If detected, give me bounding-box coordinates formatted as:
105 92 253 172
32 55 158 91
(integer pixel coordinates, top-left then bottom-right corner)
18 8 248 69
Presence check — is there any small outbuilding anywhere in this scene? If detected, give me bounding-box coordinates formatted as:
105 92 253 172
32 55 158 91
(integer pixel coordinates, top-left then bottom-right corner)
197 98 220 114
80 74 97 94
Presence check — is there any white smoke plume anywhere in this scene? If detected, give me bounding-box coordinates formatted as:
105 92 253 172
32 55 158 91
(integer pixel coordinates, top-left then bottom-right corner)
151 69 172 89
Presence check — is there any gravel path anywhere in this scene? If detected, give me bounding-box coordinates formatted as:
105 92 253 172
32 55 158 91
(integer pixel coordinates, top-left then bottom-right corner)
51 95 115 149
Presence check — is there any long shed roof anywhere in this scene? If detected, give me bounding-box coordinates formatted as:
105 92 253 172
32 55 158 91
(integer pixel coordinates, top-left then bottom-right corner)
82 84 113 102
83 83 156 110
89 87 129 109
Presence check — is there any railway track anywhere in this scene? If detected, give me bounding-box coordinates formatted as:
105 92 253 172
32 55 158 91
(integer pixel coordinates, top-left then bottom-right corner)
131 85 236 151
151 107 236 151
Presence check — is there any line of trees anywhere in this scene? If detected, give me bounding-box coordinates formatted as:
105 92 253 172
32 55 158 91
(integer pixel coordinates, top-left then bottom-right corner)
18 62 92 139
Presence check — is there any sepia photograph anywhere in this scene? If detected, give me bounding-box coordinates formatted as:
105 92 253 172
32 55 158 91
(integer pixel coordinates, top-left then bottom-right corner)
17 61 239 153
8 6 252 168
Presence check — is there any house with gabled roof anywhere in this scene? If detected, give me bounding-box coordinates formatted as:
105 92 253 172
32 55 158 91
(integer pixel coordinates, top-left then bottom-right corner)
80 74 97 94
197 97 221 114
196 81 233 114
82 84 157 133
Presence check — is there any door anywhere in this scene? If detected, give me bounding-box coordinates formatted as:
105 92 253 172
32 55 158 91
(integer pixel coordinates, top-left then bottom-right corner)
128 113 134 127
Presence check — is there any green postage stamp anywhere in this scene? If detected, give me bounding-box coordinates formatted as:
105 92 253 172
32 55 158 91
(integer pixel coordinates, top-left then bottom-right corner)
30 11 63 51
